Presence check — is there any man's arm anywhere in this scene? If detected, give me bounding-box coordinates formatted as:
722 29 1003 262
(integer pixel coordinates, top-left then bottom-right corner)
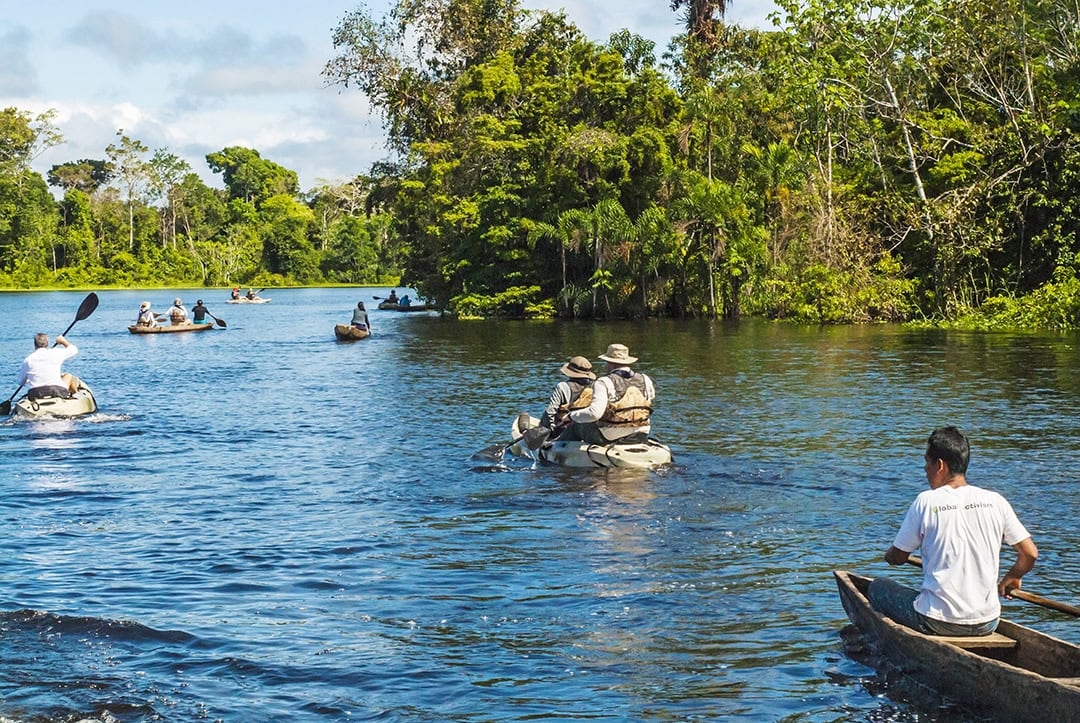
999 537 1038 597
569 378 609 423
884 546 911 566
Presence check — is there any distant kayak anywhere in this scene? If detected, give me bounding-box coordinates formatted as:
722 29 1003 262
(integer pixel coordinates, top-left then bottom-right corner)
128 322 215 334
226 297 271 304
13 383 98 419
334 324 371 341
377 302 436 312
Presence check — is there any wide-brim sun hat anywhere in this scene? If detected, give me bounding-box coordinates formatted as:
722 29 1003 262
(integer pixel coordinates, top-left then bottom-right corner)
174 298 182 305
139 301 151 310
560 356 596 380
598 343 637 365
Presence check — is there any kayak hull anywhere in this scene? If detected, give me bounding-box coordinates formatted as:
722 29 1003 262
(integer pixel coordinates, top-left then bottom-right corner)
226 297 271 304
378 302 435 311
508 415 672 469
334 324 370 341
14 384 98 419
128 323 214 334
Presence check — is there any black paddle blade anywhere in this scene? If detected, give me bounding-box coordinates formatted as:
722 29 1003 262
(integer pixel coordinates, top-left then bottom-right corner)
214 317 227 328
0 400 11 416
471 443 508 462
523 427 551 450
76 292 99 320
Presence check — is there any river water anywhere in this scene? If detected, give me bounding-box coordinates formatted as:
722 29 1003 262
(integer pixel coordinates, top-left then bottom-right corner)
0 287 1076 722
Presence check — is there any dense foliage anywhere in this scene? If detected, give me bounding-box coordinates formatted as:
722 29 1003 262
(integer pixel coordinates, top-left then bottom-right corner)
6 0 1080 328
0 112 402 291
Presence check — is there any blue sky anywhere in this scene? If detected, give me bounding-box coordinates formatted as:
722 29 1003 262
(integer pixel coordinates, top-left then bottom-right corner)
1 0 778 193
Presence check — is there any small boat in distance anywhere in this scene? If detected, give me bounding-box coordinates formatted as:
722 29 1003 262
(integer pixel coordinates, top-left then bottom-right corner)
225 297 271 304
13 382 98 419
833 570 1080 721
334 324 370 341
128 323 215 334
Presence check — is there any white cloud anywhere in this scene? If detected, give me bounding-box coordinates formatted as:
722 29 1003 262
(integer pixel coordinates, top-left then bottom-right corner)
0 27 38 95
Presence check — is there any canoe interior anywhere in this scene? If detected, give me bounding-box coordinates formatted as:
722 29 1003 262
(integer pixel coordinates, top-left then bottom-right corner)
334 324 370 341
128 323 214 334
835 570 1080 720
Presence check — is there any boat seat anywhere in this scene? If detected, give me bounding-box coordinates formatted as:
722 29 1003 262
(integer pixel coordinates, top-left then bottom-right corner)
936 632 1018 650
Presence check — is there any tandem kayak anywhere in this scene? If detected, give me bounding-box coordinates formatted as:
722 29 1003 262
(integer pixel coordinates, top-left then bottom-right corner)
507 414 672 469
128 322 214 334
377 302 436 312
13 383 98 419
226 297 271 304
334 324 370 341
834 570 1080 720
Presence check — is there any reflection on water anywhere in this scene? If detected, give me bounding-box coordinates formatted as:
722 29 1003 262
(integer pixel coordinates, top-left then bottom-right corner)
0 289 1076 721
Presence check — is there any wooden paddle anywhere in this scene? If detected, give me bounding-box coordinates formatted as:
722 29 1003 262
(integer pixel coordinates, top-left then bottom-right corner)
472 425 551 461
906 555 1080 618
206 311 227 328
1 292 99 416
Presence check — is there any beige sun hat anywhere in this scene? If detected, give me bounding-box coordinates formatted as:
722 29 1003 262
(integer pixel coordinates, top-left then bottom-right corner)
598 343 637 365
140 301 151 310
174 298 182 305
560 356 596 380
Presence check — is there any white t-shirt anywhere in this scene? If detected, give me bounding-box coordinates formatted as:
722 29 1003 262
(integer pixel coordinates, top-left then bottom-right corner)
893 484 1030 624
18 344 78 388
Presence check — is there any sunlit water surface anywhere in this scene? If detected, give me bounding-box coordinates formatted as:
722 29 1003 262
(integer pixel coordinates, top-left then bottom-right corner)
0 288 1076 722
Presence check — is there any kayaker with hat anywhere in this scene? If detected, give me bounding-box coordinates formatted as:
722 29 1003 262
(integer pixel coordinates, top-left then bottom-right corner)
136 301 159 328
168 298 188 325
538 355 596 433
562 343 656 445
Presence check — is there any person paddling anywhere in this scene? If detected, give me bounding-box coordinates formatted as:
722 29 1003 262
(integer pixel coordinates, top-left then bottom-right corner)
18 333 82 400
192 300 212 325
868 426 1038 636
539 355 595 434
351 301 371 331
562 343 655 444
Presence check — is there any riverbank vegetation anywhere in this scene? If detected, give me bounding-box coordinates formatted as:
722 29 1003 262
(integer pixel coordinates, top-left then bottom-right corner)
4 0 1080 329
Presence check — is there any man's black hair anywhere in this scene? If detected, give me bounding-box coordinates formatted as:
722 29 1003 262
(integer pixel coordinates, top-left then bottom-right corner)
927 426 970 475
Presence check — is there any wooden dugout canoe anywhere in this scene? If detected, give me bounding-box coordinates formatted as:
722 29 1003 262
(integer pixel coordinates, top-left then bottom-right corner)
128 322 215 334
334 324 370 341
834 570 1080 721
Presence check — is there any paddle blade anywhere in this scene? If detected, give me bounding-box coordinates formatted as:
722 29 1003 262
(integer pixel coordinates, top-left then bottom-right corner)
0 400 11 416
214 317 227 328
471 443 508 462
523 426 551 450
76 292 99 321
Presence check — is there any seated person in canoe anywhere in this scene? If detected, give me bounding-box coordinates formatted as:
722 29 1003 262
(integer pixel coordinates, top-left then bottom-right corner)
168 298 189 325
562 343 655 446
351 301 371 331
868 426 1038 636
539 355 596 435
18 333 81 400
136 301 163 328
192 300 212 325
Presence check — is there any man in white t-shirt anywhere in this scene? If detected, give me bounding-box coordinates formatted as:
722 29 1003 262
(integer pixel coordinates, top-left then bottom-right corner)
18 333 81 400
868 426 1038 636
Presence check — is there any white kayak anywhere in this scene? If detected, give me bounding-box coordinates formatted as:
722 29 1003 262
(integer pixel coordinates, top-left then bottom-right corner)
226 297 271 304
13 383 98 419
507 414 672 469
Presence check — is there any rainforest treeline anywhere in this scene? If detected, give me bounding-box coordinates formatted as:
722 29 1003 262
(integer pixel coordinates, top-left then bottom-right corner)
5 0 1080 328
